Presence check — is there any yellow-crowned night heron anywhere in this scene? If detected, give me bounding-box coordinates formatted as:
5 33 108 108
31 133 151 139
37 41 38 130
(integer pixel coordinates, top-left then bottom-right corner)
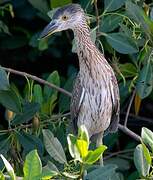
39 4 120 164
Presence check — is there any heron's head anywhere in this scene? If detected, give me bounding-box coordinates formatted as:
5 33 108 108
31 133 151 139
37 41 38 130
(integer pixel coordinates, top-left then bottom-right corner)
39 4 85 39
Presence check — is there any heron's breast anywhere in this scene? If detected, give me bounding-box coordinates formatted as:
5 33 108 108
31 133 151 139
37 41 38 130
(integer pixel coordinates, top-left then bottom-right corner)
78 74 112 135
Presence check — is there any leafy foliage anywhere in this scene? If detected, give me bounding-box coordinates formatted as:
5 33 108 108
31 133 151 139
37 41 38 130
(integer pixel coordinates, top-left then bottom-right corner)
43 129 67 164
134 128 153 179
0 126 109 179
0 0 153 179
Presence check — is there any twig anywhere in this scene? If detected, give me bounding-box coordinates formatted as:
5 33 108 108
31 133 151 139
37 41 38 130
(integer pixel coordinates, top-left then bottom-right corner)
124 89 136 127
0 113 71 133
0 124 32 133
118 124 141 142
94 0 100 34
2 66 72 97
121 112 153 125
104 149 134 160
47 112 71 120
41 112 71 123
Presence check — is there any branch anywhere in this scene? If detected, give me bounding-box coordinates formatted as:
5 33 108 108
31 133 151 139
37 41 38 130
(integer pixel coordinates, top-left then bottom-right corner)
0 113 71 133
2 66 72 97
0 124 32 133
104 149 134 160
1 66 141 142
118 124 141 142
121 112 153 125
94 0 100 34
124 89 136 126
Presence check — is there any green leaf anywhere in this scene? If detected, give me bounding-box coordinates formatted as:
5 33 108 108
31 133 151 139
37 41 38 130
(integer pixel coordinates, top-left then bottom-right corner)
67 134 81 161
141 127 153 152
11 102 40 125
0 171 5 180
119 81 131 105
134 144 150 177
23 150 42 180
0 90 21 113
43 71 60 100
42 162 59 179
84 145 107 164
44 161 59 172
100 14 123 33
136 63 153 99
33 84 43 105
105 32 138 54
17 131 44 155
90 28 97 44
78 125 89 147
0 67 9 90
38 39 48 51
142 143 152 165
85 164 120 180
41 93 57 115
28 0 49 14
0 36 28 50
62 172 80 179
0 154 16 180
127 171 139 180
0 20 10 35
119 23 133 37
42 71 60 115
47 9 58 19
41 169 58 180
80 0 90 9
29 32 40 48
0 136 10 155
119 63 138 78
105 157 130 171
126 1 153 36
59 74 74 112
104 0 127 12
51 0 72 8
76 139 88 158
43 129 67 164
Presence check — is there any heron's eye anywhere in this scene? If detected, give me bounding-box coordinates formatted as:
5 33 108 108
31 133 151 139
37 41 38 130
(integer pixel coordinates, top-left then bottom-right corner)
62 15 68 21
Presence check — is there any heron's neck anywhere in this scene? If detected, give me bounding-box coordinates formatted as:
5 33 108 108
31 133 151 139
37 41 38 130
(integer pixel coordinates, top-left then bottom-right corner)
73 24 93 51
73 23 107 78
73 23 99 72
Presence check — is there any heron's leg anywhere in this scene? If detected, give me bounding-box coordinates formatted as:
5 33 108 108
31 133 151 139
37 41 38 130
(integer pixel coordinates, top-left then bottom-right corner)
96 132 104 166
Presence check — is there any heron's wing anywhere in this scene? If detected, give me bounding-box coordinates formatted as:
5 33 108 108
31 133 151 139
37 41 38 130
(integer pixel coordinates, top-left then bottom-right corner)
107 75 120 133
70 74 85 133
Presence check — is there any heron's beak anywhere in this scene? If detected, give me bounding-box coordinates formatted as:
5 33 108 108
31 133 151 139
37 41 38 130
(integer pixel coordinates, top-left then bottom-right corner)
39 21 58 39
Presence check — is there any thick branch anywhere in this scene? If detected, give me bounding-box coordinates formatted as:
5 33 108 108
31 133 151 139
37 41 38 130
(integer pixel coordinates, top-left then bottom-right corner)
118 124 141 142
1 66 141 142
2 66 72 97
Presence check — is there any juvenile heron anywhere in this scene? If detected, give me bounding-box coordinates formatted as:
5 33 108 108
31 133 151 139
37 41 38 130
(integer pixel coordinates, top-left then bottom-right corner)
40 4 120 162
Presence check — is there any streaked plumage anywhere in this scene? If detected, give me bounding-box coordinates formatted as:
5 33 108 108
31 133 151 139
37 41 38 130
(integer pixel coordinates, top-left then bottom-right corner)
39 3 120 141
70 27 120 138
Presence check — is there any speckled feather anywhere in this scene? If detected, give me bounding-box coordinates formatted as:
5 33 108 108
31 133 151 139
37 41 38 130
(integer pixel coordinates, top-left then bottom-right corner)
41 3 120 138
69 5 120 138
